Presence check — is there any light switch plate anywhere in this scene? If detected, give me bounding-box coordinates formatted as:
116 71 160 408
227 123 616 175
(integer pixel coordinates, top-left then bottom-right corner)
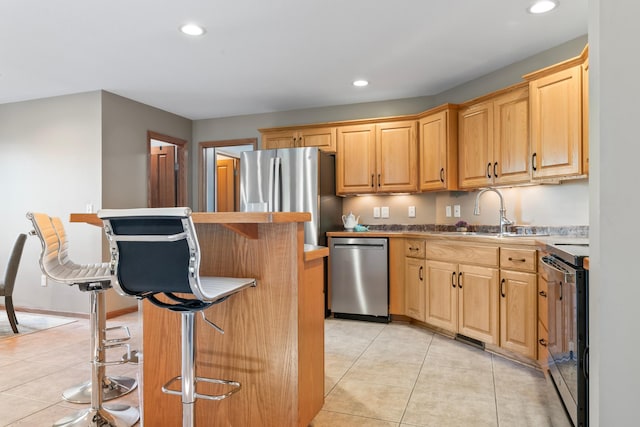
408 206 416 218
454 205 461 218
381 206 390 218
373 207 381 218
446 205 452 217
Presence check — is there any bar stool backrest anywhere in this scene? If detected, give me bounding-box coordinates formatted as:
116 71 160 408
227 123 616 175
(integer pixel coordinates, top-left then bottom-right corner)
99 208 206 305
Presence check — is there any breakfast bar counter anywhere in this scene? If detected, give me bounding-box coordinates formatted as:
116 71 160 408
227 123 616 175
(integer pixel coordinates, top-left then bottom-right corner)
71 212 325 427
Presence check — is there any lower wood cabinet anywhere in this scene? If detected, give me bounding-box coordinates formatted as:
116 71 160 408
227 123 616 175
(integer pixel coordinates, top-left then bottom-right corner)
405 257 426 321
499 269 537 359
424 259 499 344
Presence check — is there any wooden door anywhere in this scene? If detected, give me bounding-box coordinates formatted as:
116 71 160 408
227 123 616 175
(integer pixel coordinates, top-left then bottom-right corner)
300 126 337 152
493 87 531 185
405 257 426 321
216 158 236 212
262 130 296 149
500 270 537 359
457 264 499 344
150 145 176 207
336 124 376 195
424 260 457 333
419 110 458 191
458 102 493 188
529 65 582 178
376 121 418 192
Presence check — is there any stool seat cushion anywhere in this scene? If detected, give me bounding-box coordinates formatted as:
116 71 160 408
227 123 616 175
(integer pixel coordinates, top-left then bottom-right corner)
199 276 256 301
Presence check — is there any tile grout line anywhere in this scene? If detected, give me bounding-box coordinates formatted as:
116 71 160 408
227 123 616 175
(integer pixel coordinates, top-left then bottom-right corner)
398 328 434 426
491 354 500 427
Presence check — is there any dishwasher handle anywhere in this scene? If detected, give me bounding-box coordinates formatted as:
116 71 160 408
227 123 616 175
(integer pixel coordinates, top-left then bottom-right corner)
333 243 386 249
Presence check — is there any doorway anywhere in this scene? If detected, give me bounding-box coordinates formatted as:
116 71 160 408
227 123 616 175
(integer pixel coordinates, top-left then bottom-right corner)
148 131 187 208
199 138 257 212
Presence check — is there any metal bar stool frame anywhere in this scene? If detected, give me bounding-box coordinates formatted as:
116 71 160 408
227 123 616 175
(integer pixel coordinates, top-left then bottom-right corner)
49 217 138 404
99 207 256 427
27 212 139 427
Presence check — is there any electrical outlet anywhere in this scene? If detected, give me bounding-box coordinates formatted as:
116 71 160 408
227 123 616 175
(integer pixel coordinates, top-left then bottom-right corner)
446 205 452 217
85 203 93 213
454 205 461 218
408 206 416 218
373 207 381 218
381 207 390 218
41 274 47 287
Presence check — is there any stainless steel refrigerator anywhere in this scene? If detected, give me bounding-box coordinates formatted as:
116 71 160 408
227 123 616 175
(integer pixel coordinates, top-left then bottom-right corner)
240 147 342 246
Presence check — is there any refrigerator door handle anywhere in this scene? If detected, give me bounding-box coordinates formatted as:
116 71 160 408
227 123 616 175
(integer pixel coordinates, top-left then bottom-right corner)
274 156 282 212
268 157 275 212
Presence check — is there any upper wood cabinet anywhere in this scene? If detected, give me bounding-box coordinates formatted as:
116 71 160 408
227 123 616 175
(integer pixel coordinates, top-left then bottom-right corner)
336 120 418 195
525 46 588 180
260 126 337 153
458 84 530 189
418 105 459 191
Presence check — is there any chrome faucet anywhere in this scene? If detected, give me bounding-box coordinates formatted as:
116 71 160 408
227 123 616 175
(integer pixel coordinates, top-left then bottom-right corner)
473 188 513 236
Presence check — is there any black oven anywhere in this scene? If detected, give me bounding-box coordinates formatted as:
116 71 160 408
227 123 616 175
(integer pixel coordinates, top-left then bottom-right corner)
541 243 588 427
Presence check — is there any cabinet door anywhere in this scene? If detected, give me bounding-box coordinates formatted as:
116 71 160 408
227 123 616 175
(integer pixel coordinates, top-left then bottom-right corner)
261 130 296 150
300 126 337 153
458 264 499 344
405 257 426 321
376 121 418 192
419 109 458 191
424 260 457 333
493 87 531 185
500 270 537 359
336 124 376 195
530 65 582 178
458 102 493 188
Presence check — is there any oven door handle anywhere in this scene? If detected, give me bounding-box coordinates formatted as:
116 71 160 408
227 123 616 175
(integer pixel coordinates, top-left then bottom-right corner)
541 255 576 283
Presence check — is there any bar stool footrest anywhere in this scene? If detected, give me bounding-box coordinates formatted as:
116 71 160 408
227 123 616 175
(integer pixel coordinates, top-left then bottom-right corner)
161 375 241 401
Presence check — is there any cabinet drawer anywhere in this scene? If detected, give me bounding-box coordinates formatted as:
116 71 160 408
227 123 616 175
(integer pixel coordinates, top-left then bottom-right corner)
426 242 498 267
501 247 536 272
405 239 426 258
538 276 548 330
537 320 549 368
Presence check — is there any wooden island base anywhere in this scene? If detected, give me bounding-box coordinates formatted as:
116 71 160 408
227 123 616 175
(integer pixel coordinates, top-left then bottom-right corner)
72 212 326 427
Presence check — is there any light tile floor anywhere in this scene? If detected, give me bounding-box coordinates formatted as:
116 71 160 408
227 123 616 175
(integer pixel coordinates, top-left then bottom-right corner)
0 312 572 426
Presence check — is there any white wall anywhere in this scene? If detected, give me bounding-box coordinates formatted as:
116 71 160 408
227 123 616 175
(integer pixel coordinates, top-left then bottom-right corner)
589 2 640 425
0 92 103 315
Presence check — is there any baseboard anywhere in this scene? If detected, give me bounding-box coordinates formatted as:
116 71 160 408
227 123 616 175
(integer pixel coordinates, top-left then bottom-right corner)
0 304 138 320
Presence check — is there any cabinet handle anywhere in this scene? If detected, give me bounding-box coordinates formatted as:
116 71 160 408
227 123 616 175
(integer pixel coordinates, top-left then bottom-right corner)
559 281 563 301
451 272 456 288
508 257 527 262
440 168 445 183
419 266 423 281
539 338 548 347
539 290 547 297
500 278 506 298
378 173 381 187
532 153 537 171
458 272 462 288
409 247 419 252
486 163 492 178
371 174 374 187
493 162 498 178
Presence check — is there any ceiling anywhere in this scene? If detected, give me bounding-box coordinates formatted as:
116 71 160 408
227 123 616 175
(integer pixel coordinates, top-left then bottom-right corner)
0 0 587 120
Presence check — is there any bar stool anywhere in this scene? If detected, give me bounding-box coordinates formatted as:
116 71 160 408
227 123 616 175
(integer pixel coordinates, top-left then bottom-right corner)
50 216 138 404
27 212 139 427
98 207 256 427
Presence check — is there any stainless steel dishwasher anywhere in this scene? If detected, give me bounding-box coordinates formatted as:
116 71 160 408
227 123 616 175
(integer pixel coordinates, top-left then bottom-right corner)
329 237 389 323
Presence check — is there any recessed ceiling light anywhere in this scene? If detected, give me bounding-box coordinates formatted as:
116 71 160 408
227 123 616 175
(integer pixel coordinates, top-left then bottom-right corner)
528 0 558 14
353 80 369 87
180 23 206 36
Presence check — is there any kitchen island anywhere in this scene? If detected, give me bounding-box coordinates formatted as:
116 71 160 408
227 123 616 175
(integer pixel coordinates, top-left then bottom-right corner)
71 212 326 427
